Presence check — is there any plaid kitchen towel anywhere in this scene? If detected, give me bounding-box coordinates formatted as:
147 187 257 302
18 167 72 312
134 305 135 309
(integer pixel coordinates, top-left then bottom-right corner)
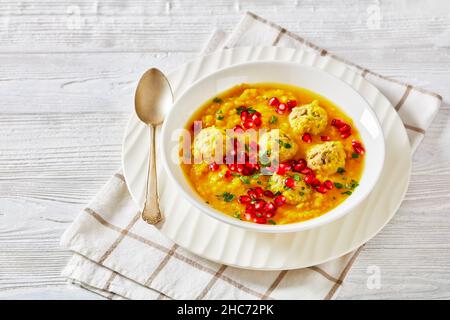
60 12 442 300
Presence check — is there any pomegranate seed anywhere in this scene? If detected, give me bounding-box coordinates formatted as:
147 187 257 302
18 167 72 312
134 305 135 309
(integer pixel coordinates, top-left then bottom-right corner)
236 164 245 174
253 216 267 224
253 117 262 127
209 162 219 171
312 178 321 187
240 110 249 122
316 185 328 194
276 167 286 175
263 190 274 198
243 120 254 129
269 97 280 107
321 135 331 141
239 195 251 204
227 163 237 171
293 159 307 172
338 124 352 133
233 124 244 132
254 187 264 198
264 202 276 212
247 189 258 199
274 195 286 207
331 119 346 128
254 199 266 211
251 112 262 120
284 178 295 188
244 212 254 221
224 170 232 179
241 167 252 176
276 103 287 114
263 211 275 219
352 140 365 155
286 100 297 109
340 131 351 139
302 133 312 143
324 180 334 190
304 173 315 185
300 167 313 175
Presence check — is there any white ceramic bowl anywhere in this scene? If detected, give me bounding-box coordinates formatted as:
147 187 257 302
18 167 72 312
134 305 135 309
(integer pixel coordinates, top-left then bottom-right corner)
160 61 385 233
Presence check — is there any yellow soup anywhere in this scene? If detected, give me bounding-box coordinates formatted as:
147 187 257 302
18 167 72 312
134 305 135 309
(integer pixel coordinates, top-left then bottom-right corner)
181 83 365 225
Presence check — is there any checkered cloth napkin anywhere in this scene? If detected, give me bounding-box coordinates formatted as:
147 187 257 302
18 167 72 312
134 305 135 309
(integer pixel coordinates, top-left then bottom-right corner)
60 12 442 300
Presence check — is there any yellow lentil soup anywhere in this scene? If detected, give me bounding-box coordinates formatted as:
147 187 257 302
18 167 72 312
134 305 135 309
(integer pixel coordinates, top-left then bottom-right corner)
181 83 365 225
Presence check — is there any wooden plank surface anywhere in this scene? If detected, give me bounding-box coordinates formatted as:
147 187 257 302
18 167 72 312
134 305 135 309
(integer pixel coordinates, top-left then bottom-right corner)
0 0 449 299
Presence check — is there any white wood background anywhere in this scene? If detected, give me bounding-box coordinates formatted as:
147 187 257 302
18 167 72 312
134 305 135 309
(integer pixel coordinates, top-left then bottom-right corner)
0 0 449 300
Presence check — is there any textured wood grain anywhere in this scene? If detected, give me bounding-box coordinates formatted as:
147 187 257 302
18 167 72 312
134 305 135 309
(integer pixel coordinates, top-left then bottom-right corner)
0 0 449 299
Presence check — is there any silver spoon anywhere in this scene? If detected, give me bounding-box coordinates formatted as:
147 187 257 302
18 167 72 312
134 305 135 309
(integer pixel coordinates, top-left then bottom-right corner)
135 68 173 224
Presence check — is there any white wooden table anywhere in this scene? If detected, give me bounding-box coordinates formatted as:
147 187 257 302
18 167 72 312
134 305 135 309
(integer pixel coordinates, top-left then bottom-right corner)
0 0 449 300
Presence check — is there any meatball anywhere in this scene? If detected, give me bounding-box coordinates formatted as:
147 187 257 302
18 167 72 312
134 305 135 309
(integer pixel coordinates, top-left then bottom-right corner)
258 129 298 163
268 173 311 205
306 141 346 174
193 126 228 162
289 100 328 135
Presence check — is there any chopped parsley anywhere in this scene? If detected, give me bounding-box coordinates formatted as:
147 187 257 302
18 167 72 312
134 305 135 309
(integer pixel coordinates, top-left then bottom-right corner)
352 153 360 158
341 191 352 196
251 173 260 179
293 174 301 181
268 220 277 225
233 212 242 220
213 97 222 103
240 176 250 184
269 115 278 124
217 115 224 120
334 182 344 189
346 180 359 190
218 192 235 202
277 139 292 149
236 106 257 115
337 167 346 174
274 191 282 196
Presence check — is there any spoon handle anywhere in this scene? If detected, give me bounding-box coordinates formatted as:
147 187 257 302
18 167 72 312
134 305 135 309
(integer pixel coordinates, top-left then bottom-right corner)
142 124 162 224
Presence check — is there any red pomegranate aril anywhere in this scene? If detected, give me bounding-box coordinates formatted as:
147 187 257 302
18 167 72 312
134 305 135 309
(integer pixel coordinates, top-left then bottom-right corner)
254 187 264 198
233 124 244 132
302 133 312 143
286 99 297 108
247 189 258 199
312 178 321 187
251 112 261 120
293 160 307 172
276 166 286 175
243 120 254 129
338 124 352 133
304 173 315 185
254 199 266 211
263 190 274 198
253 117 262 127
263 211 275 219
239 195 251 204
236 164 245 173
241 167 252 176
253 216 267 224
276 103 287 114
324 180 334 190
316 185 328 194
240 110 249 122
274 195 286 207
284 177 295 188
321 135 331 141
352 140 365 155
331 118 346 128
244 212 254 221
300 167 313 175
227 163 237 171
269 97 280 107
224 170 232 179
340 131 351 139
209 162 219 171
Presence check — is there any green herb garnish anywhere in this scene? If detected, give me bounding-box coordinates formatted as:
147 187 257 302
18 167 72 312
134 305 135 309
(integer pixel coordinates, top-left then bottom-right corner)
218 192 235 202
236 106 256 115
341 191 352 196
213 97 222 103
269 115 278 124
293 174 300 181
334 182 344 189
277 139 292 149
337 167 346 174
352 153 360 159
217 115 224 120
240 176 250 184
233 213 242 220
268 220 276 225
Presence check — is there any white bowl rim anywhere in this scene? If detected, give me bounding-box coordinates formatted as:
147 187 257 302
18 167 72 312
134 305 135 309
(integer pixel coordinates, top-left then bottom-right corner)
160 60 385 233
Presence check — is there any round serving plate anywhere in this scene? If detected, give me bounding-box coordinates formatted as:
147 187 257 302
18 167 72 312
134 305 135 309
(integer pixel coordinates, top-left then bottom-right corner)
122 46 411 270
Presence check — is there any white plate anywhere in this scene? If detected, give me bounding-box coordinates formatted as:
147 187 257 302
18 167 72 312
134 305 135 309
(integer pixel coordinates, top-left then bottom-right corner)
122 46 411 270
160 61 385 233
